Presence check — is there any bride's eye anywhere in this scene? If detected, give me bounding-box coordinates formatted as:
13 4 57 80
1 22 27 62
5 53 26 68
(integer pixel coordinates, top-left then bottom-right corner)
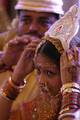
46 70 57 77
46 71 53 77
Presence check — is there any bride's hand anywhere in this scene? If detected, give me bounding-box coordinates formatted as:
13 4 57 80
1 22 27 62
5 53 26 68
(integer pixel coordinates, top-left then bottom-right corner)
60 47 80 85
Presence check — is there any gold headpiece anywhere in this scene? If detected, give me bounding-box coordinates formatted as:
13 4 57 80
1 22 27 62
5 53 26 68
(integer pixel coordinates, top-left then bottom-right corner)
42 5 80 54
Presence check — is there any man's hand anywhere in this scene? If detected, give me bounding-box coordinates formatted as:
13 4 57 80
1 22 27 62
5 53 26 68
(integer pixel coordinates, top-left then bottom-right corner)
1 35 41 67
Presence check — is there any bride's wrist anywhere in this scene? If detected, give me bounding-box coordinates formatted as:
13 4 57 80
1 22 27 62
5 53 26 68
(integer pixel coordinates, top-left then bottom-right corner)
0 76 26 101
59 82 80 120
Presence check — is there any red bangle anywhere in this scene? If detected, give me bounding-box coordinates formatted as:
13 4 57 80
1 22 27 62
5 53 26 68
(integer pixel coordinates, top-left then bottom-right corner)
0 77 27 100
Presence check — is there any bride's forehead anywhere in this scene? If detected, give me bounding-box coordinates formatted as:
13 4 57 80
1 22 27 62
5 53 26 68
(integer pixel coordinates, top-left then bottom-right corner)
35 53 56 66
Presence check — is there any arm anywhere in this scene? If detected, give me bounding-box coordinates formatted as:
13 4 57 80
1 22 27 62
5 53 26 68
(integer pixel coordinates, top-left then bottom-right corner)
0 40 40 120
58 47 80 120
0 93 13 120
0 35 41 73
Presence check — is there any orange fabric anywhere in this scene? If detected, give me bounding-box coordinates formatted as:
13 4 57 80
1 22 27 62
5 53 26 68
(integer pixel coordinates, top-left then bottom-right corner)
9 107 22 120
9 92 62 120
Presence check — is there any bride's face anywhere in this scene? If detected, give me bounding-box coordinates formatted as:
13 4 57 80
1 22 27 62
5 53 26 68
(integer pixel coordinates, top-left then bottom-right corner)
34 53 61 96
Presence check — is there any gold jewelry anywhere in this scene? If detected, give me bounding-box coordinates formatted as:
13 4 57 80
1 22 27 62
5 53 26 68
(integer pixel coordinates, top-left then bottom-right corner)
9 77 26 90
0 88 12 101
59 107 70 115
62 88 80 95
0 82 19 100
0 77 27 100
67 53 73 62
58 112 76 120
61 82 80 93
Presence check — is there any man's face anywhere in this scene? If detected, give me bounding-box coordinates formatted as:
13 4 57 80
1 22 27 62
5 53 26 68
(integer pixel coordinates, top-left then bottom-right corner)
17 10 58 38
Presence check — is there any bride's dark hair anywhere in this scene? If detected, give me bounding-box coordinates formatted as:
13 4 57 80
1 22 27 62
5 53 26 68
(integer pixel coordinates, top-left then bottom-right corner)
37 40 61 67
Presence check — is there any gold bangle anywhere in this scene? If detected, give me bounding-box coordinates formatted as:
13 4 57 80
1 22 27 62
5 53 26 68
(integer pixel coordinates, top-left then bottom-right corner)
62 88 80 95
0 77 27 101
58 112 75 120
0 79 20 100
59 107 70 115
61 82 80 92
59 110 80 120
9 77 26 90
0 88 13 101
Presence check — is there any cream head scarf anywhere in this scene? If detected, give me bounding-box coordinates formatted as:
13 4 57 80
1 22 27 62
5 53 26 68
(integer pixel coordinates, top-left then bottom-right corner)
15 0 64 15
37 5 80 54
